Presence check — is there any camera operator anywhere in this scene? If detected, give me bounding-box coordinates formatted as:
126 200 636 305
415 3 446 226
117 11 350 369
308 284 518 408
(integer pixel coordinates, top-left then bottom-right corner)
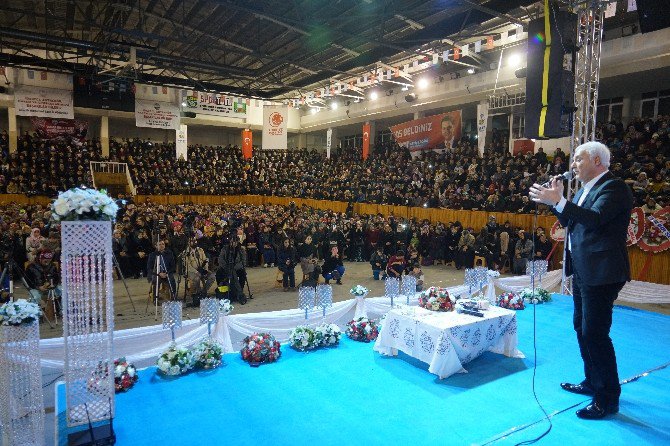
184 237 215 303
147 239 176 299
218 237 247 303
25 250 61 304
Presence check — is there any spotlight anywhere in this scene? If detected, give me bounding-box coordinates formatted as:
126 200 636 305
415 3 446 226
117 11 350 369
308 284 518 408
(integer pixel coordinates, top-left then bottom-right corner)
405 93 416 103
331 101 338 110
418 78 429 89
370 91 378 100
467 68 475 74
508 53 522 67
423 203 428 208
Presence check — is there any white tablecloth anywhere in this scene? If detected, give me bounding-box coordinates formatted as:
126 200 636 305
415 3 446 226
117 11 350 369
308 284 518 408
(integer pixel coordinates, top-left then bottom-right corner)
374 305 524 379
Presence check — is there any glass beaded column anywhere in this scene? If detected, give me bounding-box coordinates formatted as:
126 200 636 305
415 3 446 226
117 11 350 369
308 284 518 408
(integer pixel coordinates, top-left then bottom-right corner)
61 221 115 427
0 321 44 446
401 275 417 305
385 277 400 306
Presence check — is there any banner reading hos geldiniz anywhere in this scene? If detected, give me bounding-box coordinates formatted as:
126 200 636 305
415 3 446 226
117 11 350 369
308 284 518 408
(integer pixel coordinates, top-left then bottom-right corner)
135 99 180 130
15 86 74 119
30 117 88 144
390 110 462 157
262 105 288 150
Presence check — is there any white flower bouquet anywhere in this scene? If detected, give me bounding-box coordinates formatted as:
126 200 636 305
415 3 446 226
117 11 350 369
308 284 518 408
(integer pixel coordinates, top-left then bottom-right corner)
192 339 224 369
487 269 501 278
156 343 194 376
349 285 369 297
0 299 41 326
289 326 318 351
51 187 120 222
218 299 234 316
315 323 342 346
520 288 551 304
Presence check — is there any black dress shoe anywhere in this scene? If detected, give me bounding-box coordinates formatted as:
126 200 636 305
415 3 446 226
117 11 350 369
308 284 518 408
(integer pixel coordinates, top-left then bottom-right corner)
560 382 594 396
576 401 619 420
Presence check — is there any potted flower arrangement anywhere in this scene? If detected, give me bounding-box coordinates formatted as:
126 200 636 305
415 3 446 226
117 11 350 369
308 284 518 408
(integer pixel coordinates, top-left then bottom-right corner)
113 358 138 392
418 287 455 312
520 288 551 304
192 339 225 369
315 323 341 347
496 292 525 310
346 317 379 342
349 285 369 297
0 299 41 326
157 343 195 376
219 299 234 316
289 326 318 351
241 333 281 365
51 187 120 222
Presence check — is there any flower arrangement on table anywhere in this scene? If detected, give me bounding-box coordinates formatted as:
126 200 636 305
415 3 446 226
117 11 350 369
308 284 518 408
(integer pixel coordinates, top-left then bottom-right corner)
0 299 41 326
157 343 195 376
51 187 120 222
241 333 281 365
114 357 138 392
350 285 369 297
219 299 234 316
417 287 455 312
346 317 379 342
192 339 225 369
496 292 525 310
289 323 342 351
520 288 551 304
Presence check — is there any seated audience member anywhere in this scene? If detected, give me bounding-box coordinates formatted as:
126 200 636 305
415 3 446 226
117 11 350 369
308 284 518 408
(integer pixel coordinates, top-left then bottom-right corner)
184 238 215 302
298 235 318 279
455 228 475 269
513 230 533 274
322 246 345 285
25 228 43 263
369 247 388 280
259 226 276 267
25 250 61 304
533 233 553 261
386 250 406 279
277 238 298 291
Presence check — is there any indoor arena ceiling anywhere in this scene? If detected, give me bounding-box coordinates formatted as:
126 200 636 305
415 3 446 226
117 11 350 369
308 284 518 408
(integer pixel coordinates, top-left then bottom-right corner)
0 0 607 99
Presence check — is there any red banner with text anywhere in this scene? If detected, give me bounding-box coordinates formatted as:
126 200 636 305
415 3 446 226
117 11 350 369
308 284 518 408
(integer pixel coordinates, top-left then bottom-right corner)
362 123 370 160
30 117 88 145
390 110 462 157
242 129 253 159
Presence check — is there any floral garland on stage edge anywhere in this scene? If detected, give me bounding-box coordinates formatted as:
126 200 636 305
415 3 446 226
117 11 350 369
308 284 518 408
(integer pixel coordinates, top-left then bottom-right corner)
0 299 41 326
520 288 551 304
114 358 138 393
350 285 369 297
51 187 120 222
219 298 234 316
496 292 525 310
346 317 379 342
241 333 281 365
157 343 195 376
289 323 342 351
418 286 455 312
193 339 225 369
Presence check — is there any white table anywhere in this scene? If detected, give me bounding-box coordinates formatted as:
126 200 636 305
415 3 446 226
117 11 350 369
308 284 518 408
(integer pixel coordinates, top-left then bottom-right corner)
374 305 524 379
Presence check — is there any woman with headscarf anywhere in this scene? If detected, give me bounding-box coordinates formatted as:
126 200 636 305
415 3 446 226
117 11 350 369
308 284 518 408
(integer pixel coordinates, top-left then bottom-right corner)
25 228 43 263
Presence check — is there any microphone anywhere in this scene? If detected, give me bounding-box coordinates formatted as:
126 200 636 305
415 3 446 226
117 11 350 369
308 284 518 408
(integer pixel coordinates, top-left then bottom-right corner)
540 171 572 187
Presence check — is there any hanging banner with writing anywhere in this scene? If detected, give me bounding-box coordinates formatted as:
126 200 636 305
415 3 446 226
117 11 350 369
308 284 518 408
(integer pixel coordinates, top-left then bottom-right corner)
183 91 248 117
30 117 88 144
242 129 253 159
176 124 188 160
262 105 288 150
362 123 370 160
477 102 488 156
135 99 180 130
15 86 74 119
389 110 462 157
326 128 333 159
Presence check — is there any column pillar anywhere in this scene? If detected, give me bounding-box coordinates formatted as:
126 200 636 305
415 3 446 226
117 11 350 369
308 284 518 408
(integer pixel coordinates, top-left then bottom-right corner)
621 96 632 124
298 132 307 150
100 115 109 158
8 107 17 154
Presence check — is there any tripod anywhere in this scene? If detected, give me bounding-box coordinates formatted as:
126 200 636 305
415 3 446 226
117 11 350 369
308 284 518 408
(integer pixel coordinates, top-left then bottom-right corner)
144 252 176 321
43 287 59 327
112 253 136 312
0 259 31 302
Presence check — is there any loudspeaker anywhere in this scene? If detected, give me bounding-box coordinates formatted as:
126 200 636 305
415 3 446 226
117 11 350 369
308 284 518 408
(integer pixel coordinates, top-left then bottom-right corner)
182 111 196 118
405 93 416 102
637 0 670 34
524 6 576 139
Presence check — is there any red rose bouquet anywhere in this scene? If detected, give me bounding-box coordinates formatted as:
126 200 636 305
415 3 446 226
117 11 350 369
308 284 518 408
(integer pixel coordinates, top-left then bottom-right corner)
241 333 281 365
346 317 379 342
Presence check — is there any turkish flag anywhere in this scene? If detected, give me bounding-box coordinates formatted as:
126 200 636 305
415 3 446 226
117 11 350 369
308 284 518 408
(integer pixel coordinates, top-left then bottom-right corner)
242 129 253 159
362 123 370 160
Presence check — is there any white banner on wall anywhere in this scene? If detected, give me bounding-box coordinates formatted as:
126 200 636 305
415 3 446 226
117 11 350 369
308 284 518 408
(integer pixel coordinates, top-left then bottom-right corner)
14 86 74 119
262 105 288 150
182 91 248 117
477 102 489 156
176 124 188 160
135 99 180 130
326 128 332 159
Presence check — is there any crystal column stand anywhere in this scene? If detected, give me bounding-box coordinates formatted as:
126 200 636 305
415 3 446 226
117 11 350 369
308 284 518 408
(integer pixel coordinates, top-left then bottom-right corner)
385 277 400 306
61 221 114 427
316 285 333 319
0 321 44 446
199 298 219 337
162 301 183 341
298 287 315 320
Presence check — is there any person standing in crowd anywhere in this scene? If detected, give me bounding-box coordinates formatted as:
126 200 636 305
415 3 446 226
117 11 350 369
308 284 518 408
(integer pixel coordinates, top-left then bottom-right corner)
277 238 298 291
513 230 533 274
298 234 318 283
259 225 276 267
530 141 633 419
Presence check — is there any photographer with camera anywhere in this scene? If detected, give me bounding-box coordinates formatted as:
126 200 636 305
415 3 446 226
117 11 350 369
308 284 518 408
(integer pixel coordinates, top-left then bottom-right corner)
147 239 176 300
25 250 61 304
184 237 215 305
217 237 247 304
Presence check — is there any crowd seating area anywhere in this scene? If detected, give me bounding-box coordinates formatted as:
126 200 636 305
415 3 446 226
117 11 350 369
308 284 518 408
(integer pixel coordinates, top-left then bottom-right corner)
1 115 666 213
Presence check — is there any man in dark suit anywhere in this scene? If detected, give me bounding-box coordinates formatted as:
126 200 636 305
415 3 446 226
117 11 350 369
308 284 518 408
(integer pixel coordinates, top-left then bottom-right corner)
529 141 633 420
147 239 177 300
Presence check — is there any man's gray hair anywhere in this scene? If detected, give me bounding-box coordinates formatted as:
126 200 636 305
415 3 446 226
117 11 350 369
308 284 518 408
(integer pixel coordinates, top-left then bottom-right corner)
575 141 611 168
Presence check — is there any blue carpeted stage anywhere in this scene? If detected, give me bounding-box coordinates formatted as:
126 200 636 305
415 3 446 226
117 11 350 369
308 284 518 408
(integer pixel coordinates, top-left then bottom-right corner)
56 294 670 445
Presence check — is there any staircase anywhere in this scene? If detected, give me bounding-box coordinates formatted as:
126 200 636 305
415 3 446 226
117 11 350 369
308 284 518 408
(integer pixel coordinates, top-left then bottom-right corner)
90 161 136 197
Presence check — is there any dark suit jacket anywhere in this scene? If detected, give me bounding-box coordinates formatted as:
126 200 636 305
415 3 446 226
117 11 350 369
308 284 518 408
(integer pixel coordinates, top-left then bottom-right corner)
552 172 633 286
